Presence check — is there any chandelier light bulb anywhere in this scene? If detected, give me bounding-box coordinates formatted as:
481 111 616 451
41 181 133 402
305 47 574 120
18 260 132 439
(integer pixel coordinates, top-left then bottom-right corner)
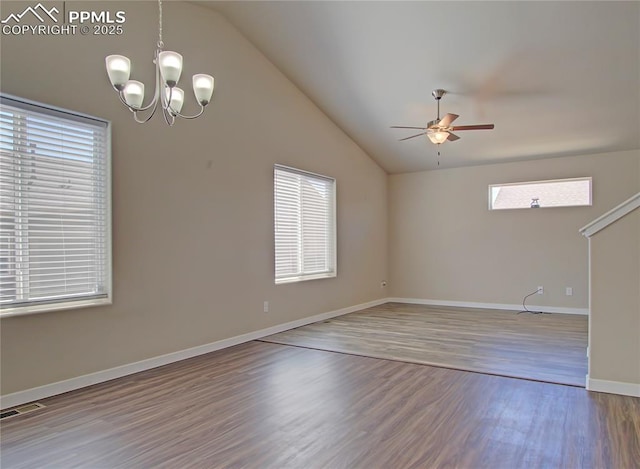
123 80 145 109
192 74 214 106
165 87 185 115
158 51 183 87
105 55 131 91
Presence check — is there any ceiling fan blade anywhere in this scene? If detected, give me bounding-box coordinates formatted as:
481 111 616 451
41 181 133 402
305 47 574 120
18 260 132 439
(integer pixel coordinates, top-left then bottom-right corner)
447 132 460 141
390 126 427 130
438 113 459 128
398 132 427 141
451 124 495 131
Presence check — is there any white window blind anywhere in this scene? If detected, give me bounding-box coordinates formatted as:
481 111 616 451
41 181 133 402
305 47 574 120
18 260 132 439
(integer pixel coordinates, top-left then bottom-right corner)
274 165 336 284
0 95 111 315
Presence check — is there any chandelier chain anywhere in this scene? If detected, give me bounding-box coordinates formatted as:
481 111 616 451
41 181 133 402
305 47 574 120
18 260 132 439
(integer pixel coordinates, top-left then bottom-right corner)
157 0 164 49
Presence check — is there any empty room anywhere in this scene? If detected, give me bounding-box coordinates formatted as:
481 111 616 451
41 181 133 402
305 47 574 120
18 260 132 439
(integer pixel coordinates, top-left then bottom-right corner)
1 1 639 467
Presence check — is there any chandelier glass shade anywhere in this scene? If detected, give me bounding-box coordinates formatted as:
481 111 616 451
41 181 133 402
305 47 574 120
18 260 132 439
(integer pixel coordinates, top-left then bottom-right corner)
105 0 214 125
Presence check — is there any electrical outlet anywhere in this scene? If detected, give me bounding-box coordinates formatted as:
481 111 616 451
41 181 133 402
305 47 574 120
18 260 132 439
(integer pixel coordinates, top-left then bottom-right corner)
537 286 544 295
566 287 573 296
263 301 269 313
381 281 387 288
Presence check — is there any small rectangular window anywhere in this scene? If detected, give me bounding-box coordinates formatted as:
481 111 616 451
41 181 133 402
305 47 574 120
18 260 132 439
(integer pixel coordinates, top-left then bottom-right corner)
0 94 111 316
489 177 592 210
274 165 336 284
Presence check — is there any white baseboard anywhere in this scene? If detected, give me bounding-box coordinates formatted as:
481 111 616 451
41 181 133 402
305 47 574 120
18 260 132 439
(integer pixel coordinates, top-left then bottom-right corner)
0 297 387 410
586 376 640 397
388 297 588 315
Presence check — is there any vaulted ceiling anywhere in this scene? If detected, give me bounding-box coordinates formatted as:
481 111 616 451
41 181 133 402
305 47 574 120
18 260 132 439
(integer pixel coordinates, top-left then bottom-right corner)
203 1 639 173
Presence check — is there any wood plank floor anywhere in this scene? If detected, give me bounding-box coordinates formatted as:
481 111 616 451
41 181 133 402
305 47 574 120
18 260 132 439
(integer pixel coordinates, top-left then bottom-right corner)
1 341 638 468
261 302 588 386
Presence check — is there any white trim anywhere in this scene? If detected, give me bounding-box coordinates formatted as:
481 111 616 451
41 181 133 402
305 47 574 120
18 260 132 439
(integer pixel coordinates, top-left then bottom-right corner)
488 176 592 210
387 297 588 315
0 93 109 126
273 164 337 284
491 176 592 188
0 94 113 318
273 163 335 183
0 298 387 410
587 237 592 368
0 297 112 319
580 192 640 238
586 375 640 397
275 271 336 285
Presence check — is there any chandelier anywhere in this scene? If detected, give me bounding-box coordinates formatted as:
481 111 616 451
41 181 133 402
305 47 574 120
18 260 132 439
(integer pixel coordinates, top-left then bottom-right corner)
105 0 215 125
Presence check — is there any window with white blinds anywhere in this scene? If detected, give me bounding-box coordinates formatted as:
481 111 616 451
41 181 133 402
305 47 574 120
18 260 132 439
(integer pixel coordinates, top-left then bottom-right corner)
0 95 111 316
274 165 336 284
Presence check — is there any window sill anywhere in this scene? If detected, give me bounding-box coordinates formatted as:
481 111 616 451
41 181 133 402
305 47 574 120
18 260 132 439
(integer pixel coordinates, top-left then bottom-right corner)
275 272 337 285
0 296 112 318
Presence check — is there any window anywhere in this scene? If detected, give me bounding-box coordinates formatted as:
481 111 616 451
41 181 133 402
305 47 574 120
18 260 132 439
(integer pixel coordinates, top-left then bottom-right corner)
274 165 336 284
0 95 111 316
489 177 592 210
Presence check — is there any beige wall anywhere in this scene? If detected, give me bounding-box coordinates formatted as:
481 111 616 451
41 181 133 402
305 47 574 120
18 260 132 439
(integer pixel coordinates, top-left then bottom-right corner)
589 208 640 385
1 0 638 399
389 150 640 309
0 1 388 394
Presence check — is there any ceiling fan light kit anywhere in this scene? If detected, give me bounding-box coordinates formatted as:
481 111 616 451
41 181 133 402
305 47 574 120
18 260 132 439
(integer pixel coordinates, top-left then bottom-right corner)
427 130 449 145
391 88 495 146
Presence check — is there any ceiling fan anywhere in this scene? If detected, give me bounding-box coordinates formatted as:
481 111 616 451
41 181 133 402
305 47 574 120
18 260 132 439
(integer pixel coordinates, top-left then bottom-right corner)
391 89 494 144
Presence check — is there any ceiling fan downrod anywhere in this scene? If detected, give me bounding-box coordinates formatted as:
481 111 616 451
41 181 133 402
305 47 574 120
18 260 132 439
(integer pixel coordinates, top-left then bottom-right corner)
432 89 446 121
432 89 446 164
